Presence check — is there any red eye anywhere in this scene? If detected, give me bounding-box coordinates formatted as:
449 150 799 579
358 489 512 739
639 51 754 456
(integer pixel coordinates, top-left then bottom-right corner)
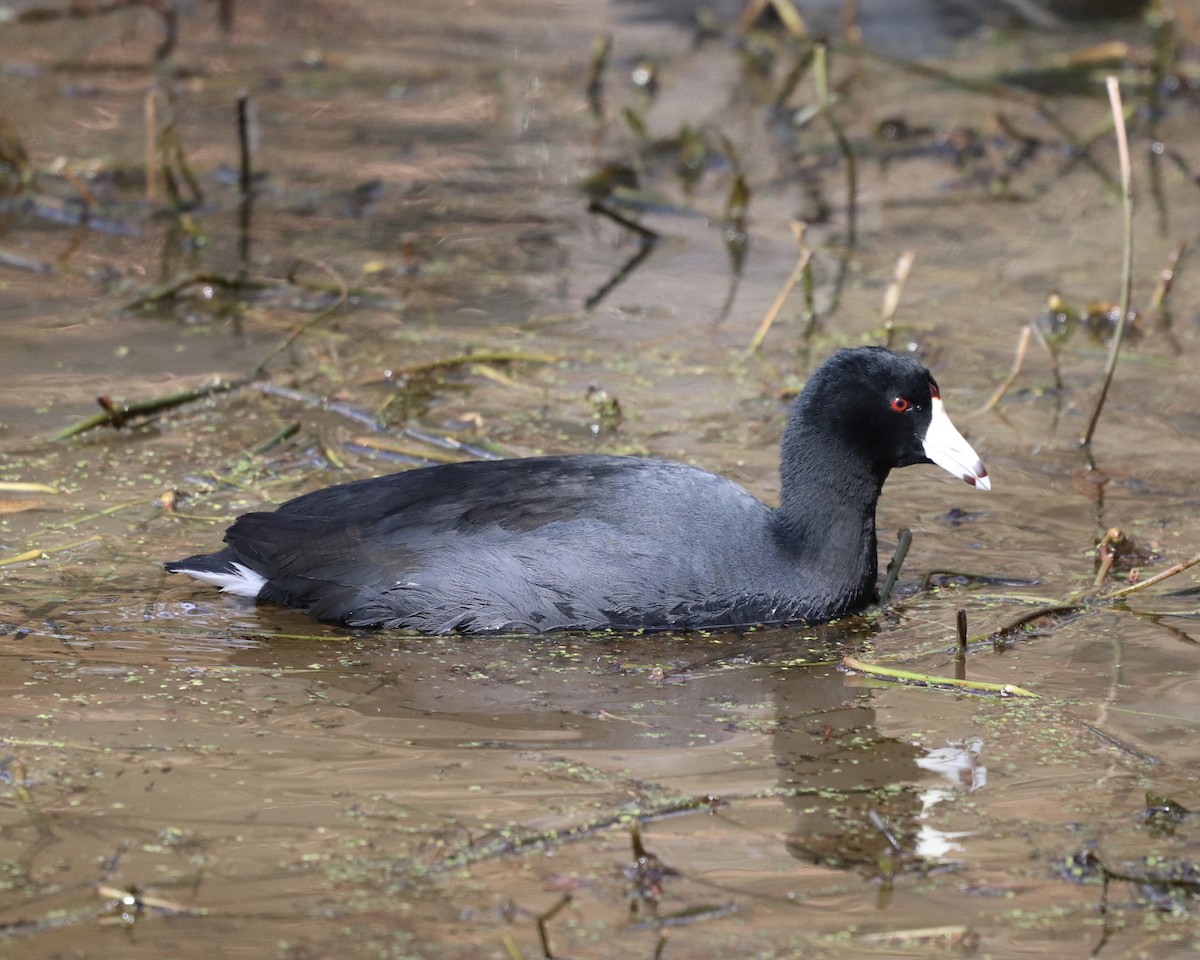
890 397 910 413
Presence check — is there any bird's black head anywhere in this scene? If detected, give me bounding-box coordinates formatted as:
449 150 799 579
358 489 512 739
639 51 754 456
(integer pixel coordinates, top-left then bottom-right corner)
785 346 988 488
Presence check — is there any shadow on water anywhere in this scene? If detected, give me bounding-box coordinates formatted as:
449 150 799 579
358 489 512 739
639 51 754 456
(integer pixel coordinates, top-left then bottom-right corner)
1 0 1200 956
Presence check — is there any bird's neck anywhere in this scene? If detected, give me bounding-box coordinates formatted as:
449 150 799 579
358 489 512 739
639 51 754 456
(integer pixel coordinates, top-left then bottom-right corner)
773 420 888 606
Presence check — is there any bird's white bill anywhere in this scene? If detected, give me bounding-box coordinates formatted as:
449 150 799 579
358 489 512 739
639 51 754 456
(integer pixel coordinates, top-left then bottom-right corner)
923 398 990 490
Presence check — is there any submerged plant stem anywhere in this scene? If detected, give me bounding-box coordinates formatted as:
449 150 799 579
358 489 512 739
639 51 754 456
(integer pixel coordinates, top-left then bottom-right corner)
251 259 349 376
842 656 1037 697
878 527 912 607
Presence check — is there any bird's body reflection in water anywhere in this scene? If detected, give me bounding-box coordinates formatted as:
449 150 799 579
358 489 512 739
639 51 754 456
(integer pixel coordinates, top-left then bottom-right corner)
225 620 985 886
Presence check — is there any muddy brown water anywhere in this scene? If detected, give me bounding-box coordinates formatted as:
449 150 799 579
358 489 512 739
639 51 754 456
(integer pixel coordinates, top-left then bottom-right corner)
2 1 1200 957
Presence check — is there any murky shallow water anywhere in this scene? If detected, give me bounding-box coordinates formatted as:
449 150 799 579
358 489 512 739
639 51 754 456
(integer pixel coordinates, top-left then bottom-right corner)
2 1 1200 957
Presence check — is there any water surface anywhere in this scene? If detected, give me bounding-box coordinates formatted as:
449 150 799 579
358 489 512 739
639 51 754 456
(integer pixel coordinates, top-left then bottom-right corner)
2 1 1199 957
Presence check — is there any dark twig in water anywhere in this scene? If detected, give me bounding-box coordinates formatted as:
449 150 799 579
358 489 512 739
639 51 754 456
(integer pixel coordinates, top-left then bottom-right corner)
944 552 1200 654
1103 553 1200 600
771 45 815 111
51 380 239 440
1077 721 1159 764
1081 77 1134 449
858 537 1200 699
627 820 683 922
584 200 659 309
126 270 274 309
157 113 203 209
1066 847 1200 919
878 527 912 607
249 421 301 457
432 794 714 873
989 551 1200 639
955 608 967 679
536 893 572 960
237 91 254 272
987 603 1084 646
585 33 612 119
630 902 737 930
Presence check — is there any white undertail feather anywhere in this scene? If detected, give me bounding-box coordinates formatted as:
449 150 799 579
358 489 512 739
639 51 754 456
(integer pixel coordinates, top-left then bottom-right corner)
172 561 267 598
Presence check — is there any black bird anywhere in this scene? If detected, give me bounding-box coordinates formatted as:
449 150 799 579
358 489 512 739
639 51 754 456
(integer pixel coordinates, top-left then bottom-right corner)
166 347 988 633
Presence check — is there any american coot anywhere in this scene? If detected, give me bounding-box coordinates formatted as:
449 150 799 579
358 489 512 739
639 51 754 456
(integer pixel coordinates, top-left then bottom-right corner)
166 347 988 633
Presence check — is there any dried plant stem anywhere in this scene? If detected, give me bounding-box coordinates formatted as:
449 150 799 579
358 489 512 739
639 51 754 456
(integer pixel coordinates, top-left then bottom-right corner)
1080 76 1134 448
748 238 811 354
1148 241 1186 312
144 86 158 203
0 535 102 569
857 926 972 947
0 481 60 494
971 325 1031 416
880 250 915 348
738 0 807 36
